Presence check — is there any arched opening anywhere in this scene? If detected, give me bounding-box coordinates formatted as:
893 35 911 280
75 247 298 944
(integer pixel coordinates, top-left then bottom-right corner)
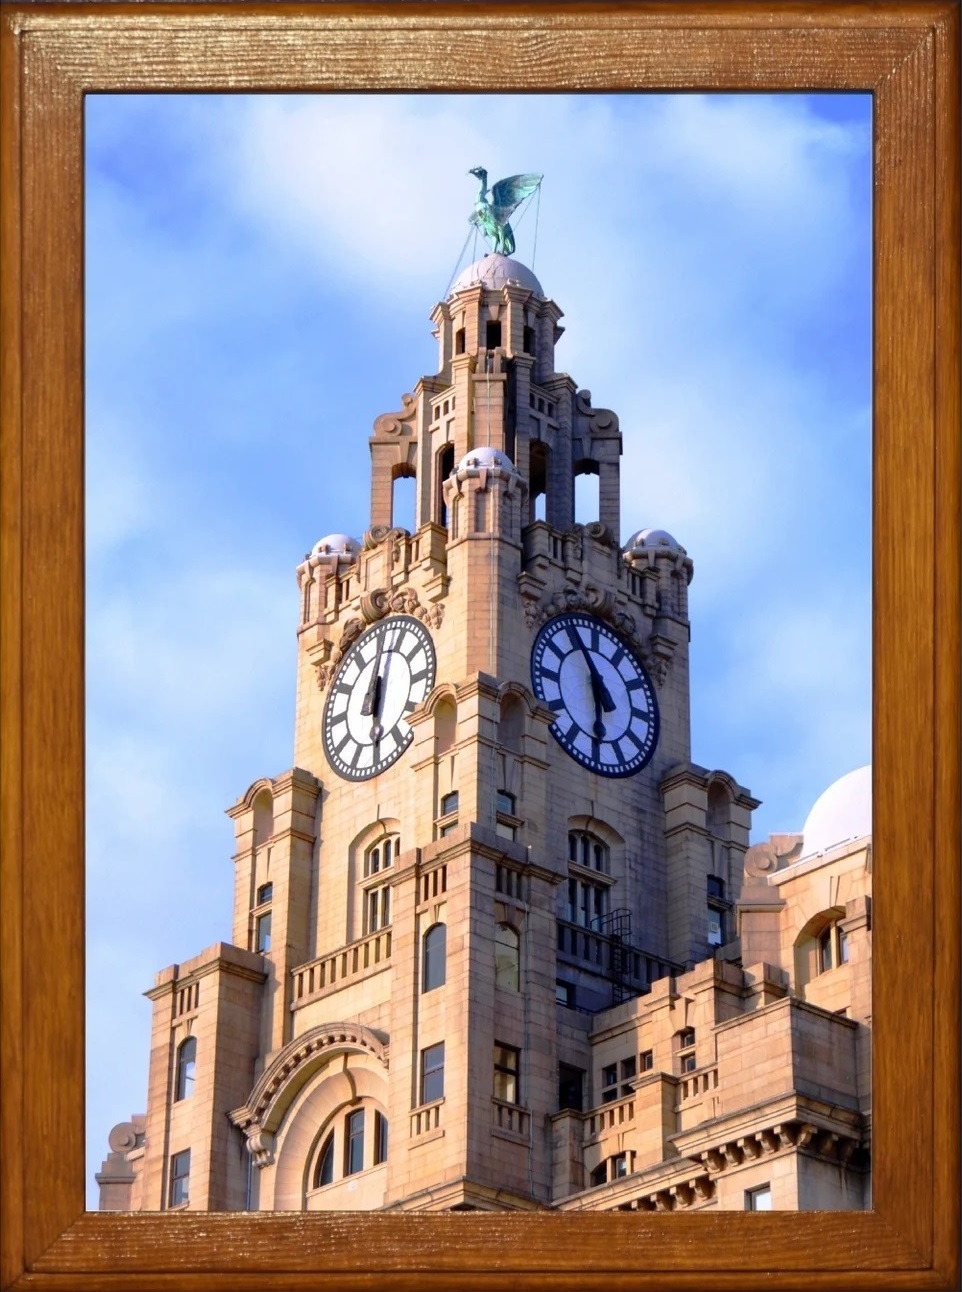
794 907 848 992
437 443 455 527
252 789 274 846
174 1035 196 1102
529 441 548 524
574 461 600 523
422 923 447 992
434 697 457 754
392 469 416 533
707 782 731 837
498 693 524 751
495 923 520 991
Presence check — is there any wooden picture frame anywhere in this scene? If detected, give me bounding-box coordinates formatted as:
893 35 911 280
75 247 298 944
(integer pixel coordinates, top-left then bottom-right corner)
1 2 959 1288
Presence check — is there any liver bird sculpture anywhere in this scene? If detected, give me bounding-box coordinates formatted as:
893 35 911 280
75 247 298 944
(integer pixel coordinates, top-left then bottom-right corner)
468 167 543 256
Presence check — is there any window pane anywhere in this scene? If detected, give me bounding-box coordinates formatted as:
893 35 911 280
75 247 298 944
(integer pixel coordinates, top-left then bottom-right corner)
602 1064 617 1087
494 1044 519 1104
496 790 515 814
440 791 459 815
175 1036 197 1101
838 926 850 963
345 1109 364 1176
169 1149 190 1207
256 911 272 952
374 1111 388 1165
747 1184 772 1211
315 1133 334 1187
421 1042 445 1103
423 923 446 992
495 923 520 991
256 882 273 905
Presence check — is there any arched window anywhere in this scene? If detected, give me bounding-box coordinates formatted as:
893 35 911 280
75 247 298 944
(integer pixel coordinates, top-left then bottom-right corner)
174 1036 196 1102
364 835 399 878
568 829 609 873
313 1132 335 1189
422 923 447 992
495 923 520 991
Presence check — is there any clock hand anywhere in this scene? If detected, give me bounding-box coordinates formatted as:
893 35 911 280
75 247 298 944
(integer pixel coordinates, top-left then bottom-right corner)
360 630 386 718
584 652 616 713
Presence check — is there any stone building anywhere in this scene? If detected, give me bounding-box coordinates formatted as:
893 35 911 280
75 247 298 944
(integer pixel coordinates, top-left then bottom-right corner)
98 251 871 1215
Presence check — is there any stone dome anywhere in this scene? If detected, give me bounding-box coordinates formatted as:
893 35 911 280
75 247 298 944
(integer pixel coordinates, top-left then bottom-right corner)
801 766 872 857
456 447 517 474
449 254 544 298
624 527 685 554
311 534 360 558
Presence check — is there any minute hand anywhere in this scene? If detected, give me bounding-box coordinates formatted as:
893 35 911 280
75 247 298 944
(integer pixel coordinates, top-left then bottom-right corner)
582 649 615 713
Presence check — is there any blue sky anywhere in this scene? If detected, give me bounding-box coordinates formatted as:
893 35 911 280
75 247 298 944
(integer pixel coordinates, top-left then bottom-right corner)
84 92 871 1206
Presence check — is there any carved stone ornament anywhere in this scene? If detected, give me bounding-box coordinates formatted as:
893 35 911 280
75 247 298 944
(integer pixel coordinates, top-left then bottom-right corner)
315 588 444 691
575 388 620 435
245 1129 276 1169
372 393 417 437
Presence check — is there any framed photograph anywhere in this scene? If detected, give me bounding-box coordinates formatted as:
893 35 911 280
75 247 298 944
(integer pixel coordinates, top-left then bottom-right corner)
1 3 958 1290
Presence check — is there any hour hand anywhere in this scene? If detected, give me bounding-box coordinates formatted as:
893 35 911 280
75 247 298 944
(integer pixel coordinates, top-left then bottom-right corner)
360 672 382 718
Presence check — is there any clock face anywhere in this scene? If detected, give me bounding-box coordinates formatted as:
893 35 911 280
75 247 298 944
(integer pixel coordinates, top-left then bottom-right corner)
530 612 659 778
323 615 436 781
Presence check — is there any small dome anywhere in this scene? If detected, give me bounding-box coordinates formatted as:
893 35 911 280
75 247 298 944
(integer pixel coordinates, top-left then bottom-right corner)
801 766 872 857
449 254 544 298
624 527 685 553
311 533 360 557
457 447 516 474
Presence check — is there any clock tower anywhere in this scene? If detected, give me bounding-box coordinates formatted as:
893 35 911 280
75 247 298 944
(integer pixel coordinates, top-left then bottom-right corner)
100 236 876 1217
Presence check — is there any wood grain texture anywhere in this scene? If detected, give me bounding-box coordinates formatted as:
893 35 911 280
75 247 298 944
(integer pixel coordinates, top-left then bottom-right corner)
0 3 958 1289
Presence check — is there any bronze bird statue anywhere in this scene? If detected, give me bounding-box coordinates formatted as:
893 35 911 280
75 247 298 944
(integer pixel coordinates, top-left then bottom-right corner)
468 167 543 256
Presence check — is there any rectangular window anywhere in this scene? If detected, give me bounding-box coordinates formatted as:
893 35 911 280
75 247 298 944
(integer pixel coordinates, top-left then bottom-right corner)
746 1184 773 1211
345 1108 364 1176
838 926 850 963
620 1057 636 1081
420 1042 445 1104
640 1049 654 1072
255 910 272 953
496 790 516 814
707 875 725 900
486 319 502 348
493 1043 520 1104
611 1152 629 1178
169 1148 190 1208
440 791 459 815
256 882 273 905
819 926 834 972
558 1063 584 1112
555 980 573 1007
681 1052 698 1074
439 821 458 838
495 821 516 841
365 883 391 934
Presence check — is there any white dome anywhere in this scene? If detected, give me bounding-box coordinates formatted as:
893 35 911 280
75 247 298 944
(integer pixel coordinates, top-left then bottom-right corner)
457 447 516 473
449 254 544 297
624 527 684 552
311 533 360 557
801 766 872 857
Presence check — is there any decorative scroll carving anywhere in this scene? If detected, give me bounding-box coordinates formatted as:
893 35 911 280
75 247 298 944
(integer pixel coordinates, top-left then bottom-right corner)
314 589 444 691
744 835 804 879
575 388 620 434
372 393 417 437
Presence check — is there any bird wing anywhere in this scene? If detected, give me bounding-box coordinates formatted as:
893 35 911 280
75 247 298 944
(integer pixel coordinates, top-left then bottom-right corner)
488 172 543 222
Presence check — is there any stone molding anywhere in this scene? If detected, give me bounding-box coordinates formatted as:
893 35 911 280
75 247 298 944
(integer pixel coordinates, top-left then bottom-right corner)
315 585 444 691
229 1021 390 1166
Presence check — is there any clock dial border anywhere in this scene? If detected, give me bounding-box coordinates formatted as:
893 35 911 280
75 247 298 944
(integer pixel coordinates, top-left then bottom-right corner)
322 614 437 782
530 612 659 778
